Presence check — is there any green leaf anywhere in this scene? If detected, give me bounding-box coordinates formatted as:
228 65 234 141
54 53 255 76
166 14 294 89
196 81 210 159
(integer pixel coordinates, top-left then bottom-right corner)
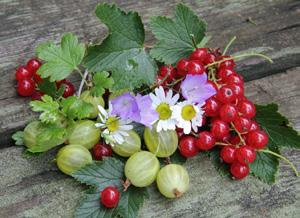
90 71 114 97
208 147 230 177
170 150 187 165
61 96 95 120
150 3 207 64
30 95 62 124
84 3 157 90
36 33 85 82
37 78 57 97
12 131 24 146
255 104 300 149
250 147 279 184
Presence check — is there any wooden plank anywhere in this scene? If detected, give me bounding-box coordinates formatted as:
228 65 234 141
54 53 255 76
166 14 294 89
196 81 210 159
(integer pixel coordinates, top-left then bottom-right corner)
0 0 299 145
0 68 299 218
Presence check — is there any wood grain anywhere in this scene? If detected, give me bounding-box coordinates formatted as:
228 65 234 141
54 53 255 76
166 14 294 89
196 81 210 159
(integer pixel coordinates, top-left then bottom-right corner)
0 68 299 218
1 0 300 146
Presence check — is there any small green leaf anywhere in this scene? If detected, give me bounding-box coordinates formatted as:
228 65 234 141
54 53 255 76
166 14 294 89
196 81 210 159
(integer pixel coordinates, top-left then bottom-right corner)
37 78 57 97
30 95 62 124
12 131 24 146
90 71 114 97
255 104 300 149
61 96 95 120
250 147 279 184
150 3 207 64
208 147 230 177
36 33 85 81
84 3 157 90
170 150 187 165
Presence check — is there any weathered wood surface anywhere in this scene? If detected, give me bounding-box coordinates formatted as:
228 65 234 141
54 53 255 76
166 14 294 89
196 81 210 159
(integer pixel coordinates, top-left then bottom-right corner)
0 69 299 218
1 0 300 146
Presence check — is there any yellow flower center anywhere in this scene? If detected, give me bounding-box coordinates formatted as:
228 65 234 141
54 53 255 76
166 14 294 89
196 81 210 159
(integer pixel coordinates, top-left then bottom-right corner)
181 105 196 121
106 116 120 132
156 103 172 120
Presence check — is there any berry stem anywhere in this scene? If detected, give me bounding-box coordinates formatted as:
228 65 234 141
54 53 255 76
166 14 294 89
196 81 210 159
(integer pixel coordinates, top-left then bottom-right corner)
230 122 246 145
215 142 231 146
259 149 299 177
122 178 131 192
76 68 89 87
77 69 89 97
222 36 237 56
190 34 198 48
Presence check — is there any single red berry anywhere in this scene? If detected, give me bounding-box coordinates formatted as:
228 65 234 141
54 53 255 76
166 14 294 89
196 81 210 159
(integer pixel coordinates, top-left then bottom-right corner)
220 134 231 143
219 56 235 69
217 68 235 81
204 97 222 117
33 72 43 83
211 119 230 140
17 79 36 97
219 104 238 122
26 58 42 73
156 75 168 86
187 60 205 75
176 58 189 76
230 162 249 179
159 65 175 82
179 136 198 158
249 120 260 132
15 66 32 81
233 117 251 133
176 128 184 139
101 186 120 208
204 53 216 65
225 73 244 86
235 146 256 164
31 91 44 100
247 130 269 149
196 131 216 150
216 85 237 103
220 146 236 163
189 48 207 61
201 116 206 126
58 80 75 98
229 135 247 145
237 100 256 119
92 143 113 160
229 84 244 99
56 79 67 88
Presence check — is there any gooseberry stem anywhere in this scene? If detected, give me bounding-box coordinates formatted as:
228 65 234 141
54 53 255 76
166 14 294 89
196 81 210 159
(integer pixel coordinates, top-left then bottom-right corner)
123 178 131 191
222 36 237 55
259 149 299 177
77 69 89 97
76 68 89 87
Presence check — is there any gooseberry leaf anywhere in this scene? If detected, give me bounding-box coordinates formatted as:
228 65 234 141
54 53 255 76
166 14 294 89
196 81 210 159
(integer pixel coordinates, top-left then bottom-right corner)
61 96 94 120
84 3 157 90
150 3 207 64
255 104 300 149
90 71 114 97
36 33 85 82
12 131 24 146
37 78 57 98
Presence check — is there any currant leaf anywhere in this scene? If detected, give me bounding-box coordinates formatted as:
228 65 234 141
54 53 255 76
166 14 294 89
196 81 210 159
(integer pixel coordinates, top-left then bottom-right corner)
36 33 85 81
12 131 24 146
208 148 230 177
150 3 207 64
255 104 300 149
37 78 57 97
90 71 114 97
61 96 95 120
84 3 157 90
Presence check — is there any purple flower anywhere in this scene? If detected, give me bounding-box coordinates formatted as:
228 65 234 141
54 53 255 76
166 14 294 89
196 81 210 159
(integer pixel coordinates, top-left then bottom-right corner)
111 93 140 121
180 74 216 104
135 94 158 127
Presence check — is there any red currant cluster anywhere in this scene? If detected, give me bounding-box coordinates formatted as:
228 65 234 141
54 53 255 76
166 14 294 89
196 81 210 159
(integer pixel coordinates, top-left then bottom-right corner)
15 58 76 99
158 48 269 180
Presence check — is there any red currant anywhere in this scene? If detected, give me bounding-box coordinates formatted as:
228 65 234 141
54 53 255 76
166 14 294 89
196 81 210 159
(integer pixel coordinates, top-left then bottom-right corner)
58 80 75 98
216 85 236 103
204 53 216 65
219 104 238 122
100 186 120 208
230 162 249 179
249 120 259 132
176 58 189 76
229 135 247 145
92 143 113 160
237 100 256 119
219 56 235 69
33 71 43 83
229 84 244 99
235 146 256 164
217 68 235 81
156 75 168 86
31 91 44 100
159 65 175 82
204 97 221 117
179 136 198 158
225 73 244 86
17 79 36 97
207 81 218 92
15 66 32 81
247 130 269 149
187 60 205 75
220 146 236 163
233 117 251 133
189 48 207 61
27 58 42 73
176 128 184 139
196 131 216 150
211 120 230 140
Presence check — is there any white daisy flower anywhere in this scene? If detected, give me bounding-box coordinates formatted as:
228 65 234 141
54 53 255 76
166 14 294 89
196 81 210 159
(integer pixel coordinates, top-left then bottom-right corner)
149 86 179 132
95 103 133 146
172 101 205 134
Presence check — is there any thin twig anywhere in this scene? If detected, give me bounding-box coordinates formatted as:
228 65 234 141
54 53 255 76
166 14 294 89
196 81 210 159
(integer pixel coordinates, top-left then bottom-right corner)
77 69 89 97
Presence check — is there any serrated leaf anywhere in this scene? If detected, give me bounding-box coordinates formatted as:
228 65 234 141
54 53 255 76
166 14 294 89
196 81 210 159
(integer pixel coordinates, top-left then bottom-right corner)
72 158 124 189
61 96 95 120
150 3 206 64
250 147 279 184
255 104 300 149
84 3 157 90
36 33 85 81
37 78 57 97
90 71 114 97
30 95 62 124
12 131 24 146
208 147 230 177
